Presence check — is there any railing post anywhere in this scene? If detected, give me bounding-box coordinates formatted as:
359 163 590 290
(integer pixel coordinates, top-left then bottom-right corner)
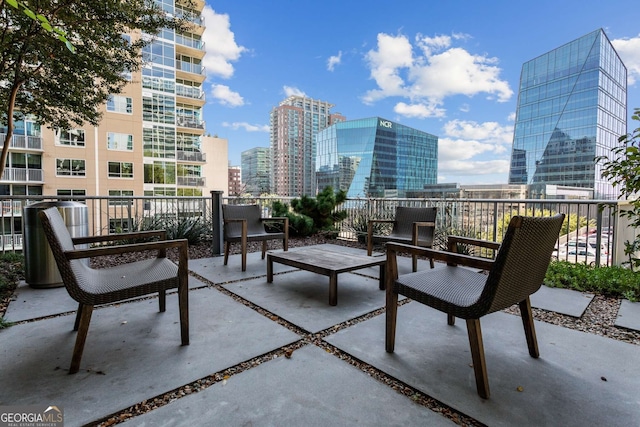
210 190 224 256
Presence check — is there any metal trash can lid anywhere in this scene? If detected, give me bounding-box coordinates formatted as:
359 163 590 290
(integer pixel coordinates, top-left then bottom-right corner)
24 201 85 210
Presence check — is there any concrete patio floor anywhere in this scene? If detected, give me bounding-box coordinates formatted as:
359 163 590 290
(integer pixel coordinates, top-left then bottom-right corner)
1 243 639 426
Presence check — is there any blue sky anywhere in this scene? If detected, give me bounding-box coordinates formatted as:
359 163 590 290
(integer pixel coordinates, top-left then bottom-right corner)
200 0 640 185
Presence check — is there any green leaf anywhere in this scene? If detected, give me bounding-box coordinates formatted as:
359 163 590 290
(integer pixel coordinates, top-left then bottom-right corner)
40 22 53 32
23 8 37 20
6 0 19 8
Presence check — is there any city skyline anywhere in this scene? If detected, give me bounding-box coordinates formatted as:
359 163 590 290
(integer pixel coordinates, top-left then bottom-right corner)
199 0 640 185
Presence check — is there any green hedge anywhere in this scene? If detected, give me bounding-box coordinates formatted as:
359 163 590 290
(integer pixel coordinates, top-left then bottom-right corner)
544 261 640 302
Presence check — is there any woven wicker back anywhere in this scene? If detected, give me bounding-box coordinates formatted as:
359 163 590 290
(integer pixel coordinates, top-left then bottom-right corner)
392 207 437 243
222 204 265 238
38 207 91 302
481 214 565 314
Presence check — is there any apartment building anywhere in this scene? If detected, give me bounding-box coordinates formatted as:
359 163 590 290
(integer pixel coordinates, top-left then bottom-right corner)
270 96 345 197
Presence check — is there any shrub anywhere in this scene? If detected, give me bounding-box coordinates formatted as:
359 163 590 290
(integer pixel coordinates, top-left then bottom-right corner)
544 261 640 302
272 187 347 237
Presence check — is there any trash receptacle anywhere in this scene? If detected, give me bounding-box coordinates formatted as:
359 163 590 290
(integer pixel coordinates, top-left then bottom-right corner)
23 201 89 288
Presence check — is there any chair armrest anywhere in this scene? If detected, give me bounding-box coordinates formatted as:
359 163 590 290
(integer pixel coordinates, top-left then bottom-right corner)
412 221 435 245
447 236 500 252
368 219 395 226
64 238 189 260
386 242 494 271
260 217 289 237
72 230 167 245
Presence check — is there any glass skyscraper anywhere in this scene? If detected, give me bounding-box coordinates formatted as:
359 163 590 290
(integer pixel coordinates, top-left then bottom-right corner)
508 28 626 199
316 117 438 198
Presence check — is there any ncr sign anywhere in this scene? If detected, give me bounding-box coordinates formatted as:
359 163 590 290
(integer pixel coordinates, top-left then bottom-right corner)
379 119 393 129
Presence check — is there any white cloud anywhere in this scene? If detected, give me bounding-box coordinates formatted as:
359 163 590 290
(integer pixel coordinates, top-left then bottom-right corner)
211 84 244 107
507 112 516 122
202 6 246 79
362 32 513 118
438 137 501 162
327 51 342 71
362 33 413 104
222 122 269 132
442 119 513 144
283 86 307 97
612 34 640 85
394 102 445 118
439 159 510 176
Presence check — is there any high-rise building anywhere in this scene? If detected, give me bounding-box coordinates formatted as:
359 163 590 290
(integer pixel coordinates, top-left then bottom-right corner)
508 28 627 199
270 96 345 197
316 117 438 198
241 147 271 196
228 165 242 196
0 0 224 239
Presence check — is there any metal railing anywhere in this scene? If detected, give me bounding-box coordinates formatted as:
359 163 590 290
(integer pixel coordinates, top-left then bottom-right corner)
0 168 44 182
0 194 627 267
0 133 43 150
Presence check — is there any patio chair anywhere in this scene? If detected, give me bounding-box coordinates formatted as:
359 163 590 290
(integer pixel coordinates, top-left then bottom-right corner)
222 204 289 271
385 214 565 398
367 206 437 271
38 207 189 374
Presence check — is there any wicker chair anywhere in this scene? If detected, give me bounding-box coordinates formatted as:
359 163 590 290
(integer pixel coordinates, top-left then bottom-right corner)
222 204 289 271
367 206 437 271
38 207 189 374
385 214 565 398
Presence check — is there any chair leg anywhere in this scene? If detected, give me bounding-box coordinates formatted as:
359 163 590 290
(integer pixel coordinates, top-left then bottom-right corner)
261 241 267 259
241 234 247 272
70 304 94 374
412 254 418 272
385 259 399 352
73 302 83 331
519 298 539 358
178 273 189 346
466 318 490 399
158 289 166 312
224 242 230 265
447 313 455 326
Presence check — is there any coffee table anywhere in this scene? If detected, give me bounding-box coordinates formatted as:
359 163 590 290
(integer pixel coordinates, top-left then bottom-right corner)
266 246 386 306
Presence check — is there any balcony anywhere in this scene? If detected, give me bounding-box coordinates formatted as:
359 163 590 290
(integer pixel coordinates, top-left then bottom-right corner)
176 116 205 130
0 133 43 150
177 176 206 187
177 150 206 162
0 167 44 182
176 84 205 101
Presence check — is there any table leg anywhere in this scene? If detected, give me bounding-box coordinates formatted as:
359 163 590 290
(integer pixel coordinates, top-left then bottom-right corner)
379 263 386 290
329 273 338 306
267 255 273 283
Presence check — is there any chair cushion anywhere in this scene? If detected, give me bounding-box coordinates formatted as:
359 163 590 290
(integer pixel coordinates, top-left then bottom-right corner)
395 266 489 319
71 258 179 305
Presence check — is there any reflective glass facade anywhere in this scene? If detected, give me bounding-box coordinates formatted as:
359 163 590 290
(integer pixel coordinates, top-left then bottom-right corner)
316 117 437 198
508 29 627 199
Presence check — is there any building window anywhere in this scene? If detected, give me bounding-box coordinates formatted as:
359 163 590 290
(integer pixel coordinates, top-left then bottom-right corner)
56 129 85 147
107 132 133 151
56 159 86 177
144 161 175 184
108 189 134 206
57 189 86 202
108 162 133 178
107 95 133 114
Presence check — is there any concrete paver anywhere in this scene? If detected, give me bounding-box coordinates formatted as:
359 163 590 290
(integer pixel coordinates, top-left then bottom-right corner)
615 299 640 331
126 345 457 427
0 286 300 427
325 301 640 427
530 285 594 317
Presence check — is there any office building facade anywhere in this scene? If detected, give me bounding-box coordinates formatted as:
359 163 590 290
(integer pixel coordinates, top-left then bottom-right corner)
508 28 627 199
316 117 438 198
270 96 345 197
241 147 271 196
